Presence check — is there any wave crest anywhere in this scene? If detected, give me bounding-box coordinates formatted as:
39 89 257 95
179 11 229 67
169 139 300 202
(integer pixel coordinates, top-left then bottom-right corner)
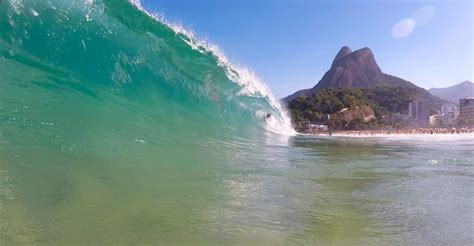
128 0 295 135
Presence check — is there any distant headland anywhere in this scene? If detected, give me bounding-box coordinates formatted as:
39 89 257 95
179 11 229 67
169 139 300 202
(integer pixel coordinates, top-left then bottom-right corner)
283 46 474 133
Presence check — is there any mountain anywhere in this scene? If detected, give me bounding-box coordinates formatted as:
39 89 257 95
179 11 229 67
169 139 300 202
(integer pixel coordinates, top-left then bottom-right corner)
428 81 474 103
283 46 446 111
284 46 384 101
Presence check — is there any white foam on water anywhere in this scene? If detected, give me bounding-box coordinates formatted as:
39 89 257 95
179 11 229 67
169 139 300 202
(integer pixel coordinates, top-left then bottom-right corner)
30 9 39 17
255 109 291 136
9 0 24 15
128 0 295 136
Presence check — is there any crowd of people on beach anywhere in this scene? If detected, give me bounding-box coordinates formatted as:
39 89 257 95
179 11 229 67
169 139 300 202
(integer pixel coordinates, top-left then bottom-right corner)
406 127 473 135
303 127 474 136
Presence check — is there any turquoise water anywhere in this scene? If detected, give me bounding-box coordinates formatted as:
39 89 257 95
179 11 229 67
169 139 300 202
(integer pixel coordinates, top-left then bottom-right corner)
1 0 473 245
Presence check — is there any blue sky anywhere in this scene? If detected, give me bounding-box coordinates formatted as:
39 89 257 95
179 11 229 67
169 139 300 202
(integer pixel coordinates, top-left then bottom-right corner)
141 0 473 98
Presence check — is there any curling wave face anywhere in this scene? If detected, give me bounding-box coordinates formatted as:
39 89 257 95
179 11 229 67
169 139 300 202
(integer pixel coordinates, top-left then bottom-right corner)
0 0 294 146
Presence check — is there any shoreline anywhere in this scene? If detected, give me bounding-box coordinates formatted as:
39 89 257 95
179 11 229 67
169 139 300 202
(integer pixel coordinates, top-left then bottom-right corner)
297 128 474 138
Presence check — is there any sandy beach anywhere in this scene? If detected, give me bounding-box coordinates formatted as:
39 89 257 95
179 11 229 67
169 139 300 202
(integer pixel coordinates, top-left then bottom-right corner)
301 128 474 138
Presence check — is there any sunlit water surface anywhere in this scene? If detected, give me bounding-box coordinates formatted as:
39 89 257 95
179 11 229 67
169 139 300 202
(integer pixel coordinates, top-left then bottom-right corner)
1 134 473 245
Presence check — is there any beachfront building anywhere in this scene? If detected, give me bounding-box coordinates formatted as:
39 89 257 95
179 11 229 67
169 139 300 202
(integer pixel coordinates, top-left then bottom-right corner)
440 103 459 127
408 100 430 128
429 115 443 127
308 123 329 131
441 103 459 117
459 98 474 124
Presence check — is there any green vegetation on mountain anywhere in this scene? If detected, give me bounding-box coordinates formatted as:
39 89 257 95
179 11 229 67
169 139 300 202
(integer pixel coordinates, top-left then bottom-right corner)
289 88 369 122
288 86 437 130
289 88 374 130
380 74 446 111
362 86 420 114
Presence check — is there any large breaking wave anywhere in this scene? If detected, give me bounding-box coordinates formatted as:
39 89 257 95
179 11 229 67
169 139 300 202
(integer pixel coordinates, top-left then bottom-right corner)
0 0 294 141
0 1 295 241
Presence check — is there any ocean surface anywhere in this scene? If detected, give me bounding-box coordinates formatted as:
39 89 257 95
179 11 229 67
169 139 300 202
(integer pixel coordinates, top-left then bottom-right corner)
1 0 473 245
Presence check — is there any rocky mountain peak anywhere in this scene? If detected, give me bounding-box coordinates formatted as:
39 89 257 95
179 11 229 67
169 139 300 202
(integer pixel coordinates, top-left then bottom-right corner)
283 46 395 102
316 47 384 91
331 46 352 68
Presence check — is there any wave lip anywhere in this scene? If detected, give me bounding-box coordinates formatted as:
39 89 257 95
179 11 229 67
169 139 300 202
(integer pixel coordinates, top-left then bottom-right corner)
128 0 295 136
